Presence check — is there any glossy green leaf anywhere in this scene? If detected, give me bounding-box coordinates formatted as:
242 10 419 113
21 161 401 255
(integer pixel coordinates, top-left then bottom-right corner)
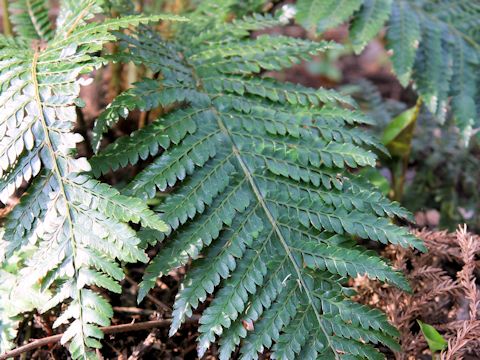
381 105 418 157
418 320 448 353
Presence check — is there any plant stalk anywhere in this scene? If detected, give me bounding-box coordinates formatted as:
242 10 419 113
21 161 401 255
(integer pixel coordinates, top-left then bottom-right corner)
391 97 423 202
1 0 12 36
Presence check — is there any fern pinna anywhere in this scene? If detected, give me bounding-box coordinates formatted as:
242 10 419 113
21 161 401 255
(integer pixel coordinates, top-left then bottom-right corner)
92 2 424 359
0 1 184 358
296 0 480 141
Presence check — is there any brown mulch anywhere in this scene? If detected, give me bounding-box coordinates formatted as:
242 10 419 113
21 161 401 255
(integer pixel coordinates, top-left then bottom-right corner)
354 226 480 360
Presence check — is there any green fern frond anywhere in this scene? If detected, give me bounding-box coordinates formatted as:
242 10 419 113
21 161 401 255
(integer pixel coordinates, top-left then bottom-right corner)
55 0 104 38
0 245 52 353
91 79 161 152
92 4 423 358
0 241 18 354
0 4 183 358
294 0 480 139
386 1 421 87
296 0 362 33
9 0 53 41
350 0 392 53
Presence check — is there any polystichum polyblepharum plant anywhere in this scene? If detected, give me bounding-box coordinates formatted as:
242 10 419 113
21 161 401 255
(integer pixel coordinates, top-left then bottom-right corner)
0 1 185 358
89 1 425 359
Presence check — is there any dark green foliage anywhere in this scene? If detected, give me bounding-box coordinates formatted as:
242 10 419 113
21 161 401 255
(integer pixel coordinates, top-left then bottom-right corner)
405 118 480 231
91 2 424 358
295 0 480 140
349 79 480 232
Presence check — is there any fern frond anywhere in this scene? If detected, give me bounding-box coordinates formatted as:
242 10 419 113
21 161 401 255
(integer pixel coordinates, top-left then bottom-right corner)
413 19 450 121
0 6 183 358
92 4 423 358
0 246 17 354
189 13 282 47
296 0 362 32
294 0 480 139
9 0 53 41
55 0 104 38
0 246 52 353
91 80 162 152
450 40 478 139
350 0 392 53
386 1 421 86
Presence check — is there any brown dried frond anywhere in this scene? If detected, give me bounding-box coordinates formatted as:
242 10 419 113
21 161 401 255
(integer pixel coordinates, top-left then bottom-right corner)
441 321 480 360
456 225 480 320
354 226 480 359
412 228 479 263
440 226 480 360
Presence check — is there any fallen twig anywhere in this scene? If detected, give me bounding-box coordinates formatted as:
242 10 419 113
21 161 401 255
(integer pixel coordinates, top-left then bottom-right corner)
112 306 157 316
0 316 200 360
124 275 171 312
128 329 160 360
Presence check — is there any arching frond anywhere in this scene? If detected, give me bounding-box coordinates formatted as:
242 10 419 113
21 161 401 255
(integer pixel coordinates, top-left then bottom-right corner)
92 4 423 359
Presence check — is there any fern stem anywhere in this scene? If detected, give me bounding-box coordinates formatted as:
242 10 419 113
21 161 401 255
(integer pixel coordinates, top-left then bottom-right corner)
64 3 94 38
1 0 12 36
135 0 144 12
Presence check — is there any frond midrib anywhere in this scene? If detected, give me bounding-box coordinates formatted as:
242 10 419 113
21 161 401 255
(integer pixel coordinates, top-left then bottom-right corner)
179 49 339 357
30 48 88 349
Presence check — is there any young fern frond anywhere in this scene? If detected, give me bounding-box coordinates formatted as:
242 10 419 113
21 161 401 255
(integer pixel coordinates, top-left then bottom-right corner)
295 0 480 139
92 4 424 359
0 2 184 358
